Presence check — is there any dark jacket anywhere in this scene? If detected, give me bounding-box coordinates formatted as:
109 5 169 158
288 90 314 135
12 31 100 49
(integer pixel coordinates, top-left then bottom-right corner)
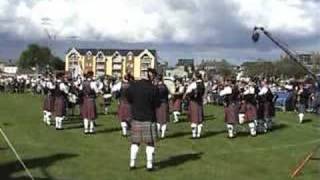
127 79 159 122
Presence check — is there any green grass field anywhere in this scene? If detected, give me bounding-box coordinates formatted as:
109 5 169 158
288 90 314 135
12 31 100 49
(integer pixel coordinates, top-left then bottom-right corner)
0 94 319 180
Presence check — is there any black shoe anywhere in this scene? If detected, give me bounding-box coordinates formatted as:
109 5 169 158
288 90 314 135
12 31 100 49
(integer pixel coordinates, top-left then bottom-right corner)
56 128 64 130
129 166 136 170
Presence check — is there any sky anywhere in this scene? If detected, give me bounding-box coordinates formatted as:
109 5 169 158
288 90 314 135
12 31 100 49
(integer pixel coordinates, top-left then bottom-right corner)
0 0 320 65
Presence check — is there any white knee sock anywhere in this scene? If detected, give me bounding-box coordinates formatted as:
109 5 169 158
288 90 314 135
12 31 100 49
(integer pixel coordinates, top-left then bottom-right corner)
43 111 48 122
121 122 128 135
227 124 235 138
146 146 155 169
238 114 245 124
156 123 161 134
161 124 167 138
55 117 59 128
197 124 203 138
46 112 52 125
191 123 197 138
104 107 108 113
248 122 257 136
89 120 95 133
84 119 89 133
298 113 304 123
130 144 139 167
173 111 180 122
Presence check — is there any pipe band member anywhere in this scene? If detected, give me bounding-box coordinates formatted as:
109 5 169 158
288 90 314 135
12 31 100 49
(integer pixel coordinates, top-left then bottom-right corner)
185 73 205 139
127 68 159 171
220 80 239 138
155 75 169 139
42 75 55 126
171 79 185 123
79 71 99 134
54 73 69 130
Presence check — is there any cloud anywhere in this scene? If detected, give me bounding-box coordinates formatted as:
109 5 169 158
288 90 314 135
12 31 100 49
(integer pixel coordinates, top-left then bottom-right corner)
0 0 319 63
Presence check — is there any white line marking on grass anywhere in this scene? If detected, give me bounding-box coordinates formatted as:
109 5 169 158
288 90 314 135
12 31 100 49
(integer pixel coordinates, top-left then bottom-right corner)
0 127 35 180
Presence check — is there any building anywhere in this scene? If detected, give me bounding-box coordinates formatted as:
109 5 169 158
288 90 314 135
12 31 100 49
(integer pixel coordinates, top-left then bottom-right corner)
281 52 320 74
3 65 18 74
65 48 157 79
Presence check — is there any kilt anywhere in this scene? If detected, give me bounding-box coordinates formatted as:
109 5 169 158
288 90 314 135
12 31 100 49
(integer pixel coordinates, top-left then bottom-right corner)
188 100 204 124
156 102 169 125
130 120 157 144
172 98 182 112
297 103 306 113
239 102 246 114
117 100 131 122
245 103 257 122
54 96 66 117
43 94 55 112
224 103 239 124
80 97 97 120
263 102 273 119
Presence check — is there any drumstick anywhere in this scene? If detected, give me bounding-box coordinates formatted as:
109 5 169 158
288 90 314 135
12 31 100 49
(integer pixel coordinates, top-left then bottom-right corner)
290 145 320 178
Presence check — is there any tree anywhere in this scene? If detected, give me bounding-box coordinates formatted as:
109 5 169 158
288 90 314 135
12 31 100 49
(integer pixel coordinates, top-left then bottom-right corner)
18 44 64 72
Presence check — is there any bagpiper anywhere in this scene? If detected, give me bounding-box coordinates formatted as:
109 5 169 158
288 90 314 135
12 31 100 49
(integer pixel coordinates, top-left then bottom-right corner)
79 71 99 134
241 82 257 136
112 73 133 136
184 73 205 139
54 73 69 130
42 74 55 126
257 80 275 133
127 68 158 171
155 75 170 139
295 83 309 123
220 80 239 138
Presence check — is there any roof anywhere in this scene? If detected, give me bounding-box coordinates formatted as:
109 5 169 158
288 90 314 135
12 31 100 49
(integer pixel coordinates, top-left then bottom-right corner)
177 59 194 66
68 48 157 57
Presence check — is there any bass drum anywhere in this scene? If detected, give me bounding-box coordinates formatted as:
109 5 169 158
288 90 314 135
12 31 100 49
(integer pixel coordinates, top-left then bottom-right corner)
163 78 176 95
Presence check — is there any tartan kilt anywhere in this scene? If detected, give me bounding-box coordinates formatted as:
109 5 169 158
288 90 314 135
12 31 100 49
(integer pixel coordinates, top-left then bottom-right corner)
239 102 246 114
54 96 66 117
188 100 204 124
130 120 157 144
297 103 306 113
156 102 169 125
245 103 257 122
263 102 273 119
224 103 239 124
43 94 55 112
172 98 182 112
80 97 97 120
117 100 131 122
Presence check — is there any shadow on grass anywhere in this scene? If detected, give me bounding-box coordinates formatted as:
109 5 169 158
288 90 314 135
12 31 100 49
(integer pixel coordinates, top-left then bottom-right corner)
302 119 312 124
155 152 203 170
64 124 103 130
271 123 288 131
0 153 78 180
95 127 121 134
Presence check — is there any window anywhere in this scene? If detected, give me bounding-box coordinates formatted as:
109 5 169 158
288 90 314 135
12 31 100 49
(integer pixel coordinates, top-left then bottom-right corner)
126 52 134 74
112 52 123 77
140 54 152 77
96 52 106 76
68 53 80 72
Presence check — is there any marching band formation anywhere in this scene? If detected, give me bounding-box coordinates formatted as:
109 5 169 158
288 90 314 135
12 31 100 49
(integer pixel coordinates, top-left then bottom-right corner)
1 70 319 170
